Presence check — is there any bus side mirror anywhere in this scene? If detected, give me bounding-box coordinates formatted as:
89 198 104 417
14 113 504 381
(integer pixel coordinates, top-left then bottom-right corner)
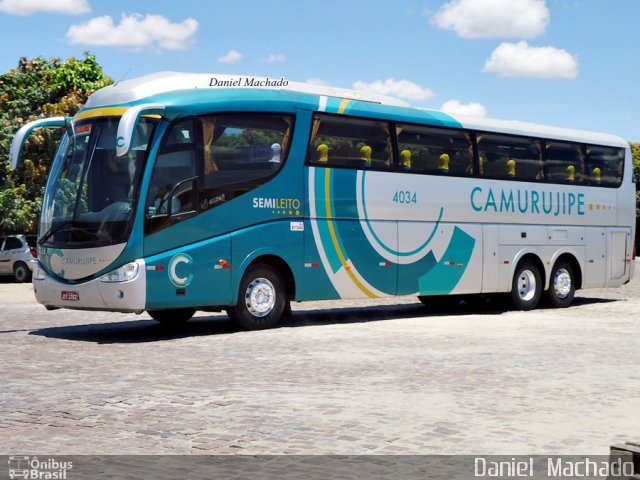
116 103 165 157
9 117 69 169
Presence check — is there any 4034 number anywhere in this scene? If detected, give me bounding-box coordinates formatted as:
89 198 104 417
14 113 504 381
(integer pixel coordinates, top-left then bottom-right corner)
393 190 417 204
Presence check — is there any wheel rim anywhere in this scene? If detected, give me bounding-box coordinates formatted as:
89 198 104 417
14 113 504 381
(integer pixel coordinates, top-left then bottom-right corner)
15 266 26 281
517 269 537 301
244 277 276 317
553 268 572 299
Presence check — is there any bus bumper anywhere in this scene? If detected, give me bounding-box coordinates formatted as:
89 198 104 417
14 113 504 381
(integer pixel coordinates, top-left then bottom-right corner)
32 259 147 313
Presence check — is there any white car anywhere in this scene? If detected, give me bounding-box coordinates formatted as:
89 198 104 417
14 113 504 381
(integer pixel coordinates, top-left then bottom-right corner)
0 234 38 282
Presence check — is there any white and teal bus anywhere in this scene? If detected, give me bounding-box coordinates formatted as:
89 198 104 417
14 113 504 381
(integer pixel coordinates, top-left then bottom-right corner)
10 73 636 329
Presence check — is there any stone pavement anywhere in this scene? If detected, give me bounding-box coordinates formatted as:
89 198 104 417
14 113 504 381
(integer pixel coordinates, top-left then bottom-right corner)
0 268 639 455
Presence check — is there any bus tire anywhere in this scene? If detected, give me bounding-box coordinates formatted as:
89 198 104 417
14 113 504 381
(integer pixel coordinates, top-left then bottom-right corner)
227 264 286 330
148 308 195 324
13 262 31 283
546 260 575 308
510 260 542 310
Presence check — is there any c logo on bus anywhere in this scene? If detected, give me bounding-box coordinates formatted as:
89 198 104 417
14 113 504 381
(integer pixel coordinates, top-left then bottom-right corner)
168 253 193 287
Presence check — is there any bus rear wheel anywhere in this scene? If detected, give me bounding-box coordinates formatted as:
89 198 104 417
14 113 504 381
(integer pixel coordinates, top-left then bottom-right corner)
227 264 286 330
510 260 542 310
148 308 195 324
546 260 575 308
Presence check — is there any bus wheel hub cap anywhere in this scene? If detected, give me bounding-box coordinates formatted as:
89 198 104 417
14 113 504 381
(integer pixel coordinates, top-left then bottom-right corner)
518 270 537 301
245 278 276 317
553 269 572 298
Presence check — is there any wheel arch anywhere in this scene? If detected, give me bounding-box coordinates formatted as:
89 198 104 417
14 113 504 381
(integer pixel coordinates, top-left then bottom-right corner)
232 252 296 305
511 252 547 278
550 252 583 290
512 252 546 287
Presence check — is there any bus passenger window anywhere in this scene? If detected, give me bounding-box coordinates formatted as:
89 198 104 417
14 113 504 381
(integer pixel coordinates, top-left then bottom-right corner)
585 145 624 187
477 134 541 181
199 112 293 204
396 124 473 176
545 141 585 185
307 114 392 170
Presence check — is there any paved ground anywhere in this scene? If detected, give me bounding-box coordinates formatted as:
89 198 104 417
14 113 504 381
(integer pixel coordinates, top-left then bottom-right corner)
0 265 639 455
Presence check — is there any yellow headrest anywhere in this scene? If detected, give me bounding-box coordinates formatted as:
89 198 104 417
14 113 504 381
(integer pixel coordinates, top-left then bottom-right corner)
507 159 516 175
317 143 328 162
566 165 575 181
592 167 601 180
438 153 450 170
360 145 372 162
400 149 412 167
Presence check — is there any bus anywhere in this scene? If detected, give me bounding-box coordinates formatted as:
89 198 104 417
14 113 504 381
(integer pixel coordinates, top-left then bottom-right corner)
10 72 636 330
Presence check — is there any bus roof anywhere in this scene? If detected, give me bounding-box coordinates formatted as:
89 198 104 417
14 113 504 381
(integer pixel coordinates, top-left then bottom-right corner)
84 72 409 109
82 72 628 149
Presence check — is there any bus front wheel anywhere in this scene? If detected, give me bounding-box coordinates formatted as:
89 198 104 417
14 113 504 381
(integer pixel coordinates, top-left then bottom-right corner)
546 260 575 308
510 260 542 310
227 264 286 330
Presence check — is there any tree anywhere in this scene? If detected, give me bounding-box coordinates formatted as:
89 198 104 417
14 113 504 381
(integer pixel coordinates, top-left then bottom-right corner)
0 53 112 234
631 143 640 219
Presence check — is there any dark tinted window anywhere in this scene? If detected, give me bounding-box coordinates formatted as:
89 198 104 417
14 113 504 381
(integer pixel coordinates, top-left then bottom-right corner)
397 125 474 175
146 118 198 220
4 237 23 250
545 141 585 184
477 134 542 181
145 113 294 235
25 236 37 248
585 145 624 187
200 113 293 200
308 114 392 170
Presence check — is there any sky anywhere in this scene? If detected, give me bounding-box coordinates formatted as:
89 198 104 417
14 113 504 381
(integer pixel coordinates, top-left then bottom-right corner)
1 0 639 141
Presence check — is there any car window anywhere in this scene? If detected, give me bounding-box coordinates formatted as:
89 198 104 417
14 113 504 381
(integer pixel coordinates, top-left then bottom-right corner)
5 237 23 250
0 237 5 250
25 236 37 248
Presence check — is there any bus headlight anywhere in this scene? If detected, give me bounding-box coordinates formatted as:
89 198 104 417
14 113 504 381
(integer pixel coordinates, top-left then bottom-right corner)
100 261 139 283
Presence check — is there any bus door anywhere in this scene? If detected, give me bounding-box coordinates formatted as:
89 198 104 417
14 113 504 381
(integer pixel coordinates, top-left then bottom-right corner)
606 228 631 286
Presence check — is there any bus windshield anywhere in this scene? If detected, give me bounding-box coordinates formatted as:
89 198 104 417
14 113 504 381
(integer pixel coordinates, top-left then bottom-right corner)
39 116 158 248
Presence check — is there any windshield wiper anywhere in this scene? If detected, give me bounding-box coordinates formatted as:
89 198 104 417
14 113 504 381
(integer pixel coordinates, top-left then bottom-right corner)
39 222 104 245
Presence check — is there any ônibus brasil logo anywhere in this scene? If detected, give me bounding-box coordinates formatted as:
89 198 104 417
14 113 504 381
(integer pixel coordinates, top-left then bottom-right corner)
8 456 73 479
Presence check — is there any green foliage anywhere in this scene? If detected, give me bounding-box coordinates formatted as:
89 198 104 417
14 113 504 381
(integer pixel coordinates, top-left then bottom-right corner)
0 52 112 234
631 142 640 218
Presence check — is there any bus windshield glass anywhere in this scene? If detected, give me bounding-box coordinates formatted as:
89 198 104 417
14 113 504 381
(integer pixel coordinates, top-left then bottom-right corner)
39 116 158 247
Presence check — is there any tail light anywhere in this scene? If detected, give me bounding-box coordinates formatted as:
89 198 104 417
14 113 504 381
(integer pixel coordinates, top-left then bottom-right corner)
30 247 38 258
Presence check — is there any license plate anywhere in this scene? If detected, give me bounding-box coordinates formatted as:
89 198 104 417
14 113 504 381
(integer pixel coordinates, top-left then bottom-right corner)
61 291 80 301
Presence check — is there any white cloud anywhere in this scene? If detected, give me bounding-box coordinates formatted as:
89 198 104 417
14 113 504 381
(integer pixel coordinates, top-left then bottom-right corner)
441 99 488 117
483 41 579 79
306 78 331 86
433 0 549 39
218 49 243 63
0 0 90 15
352 78 435 102
261 53 286 63
67 14 198 51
